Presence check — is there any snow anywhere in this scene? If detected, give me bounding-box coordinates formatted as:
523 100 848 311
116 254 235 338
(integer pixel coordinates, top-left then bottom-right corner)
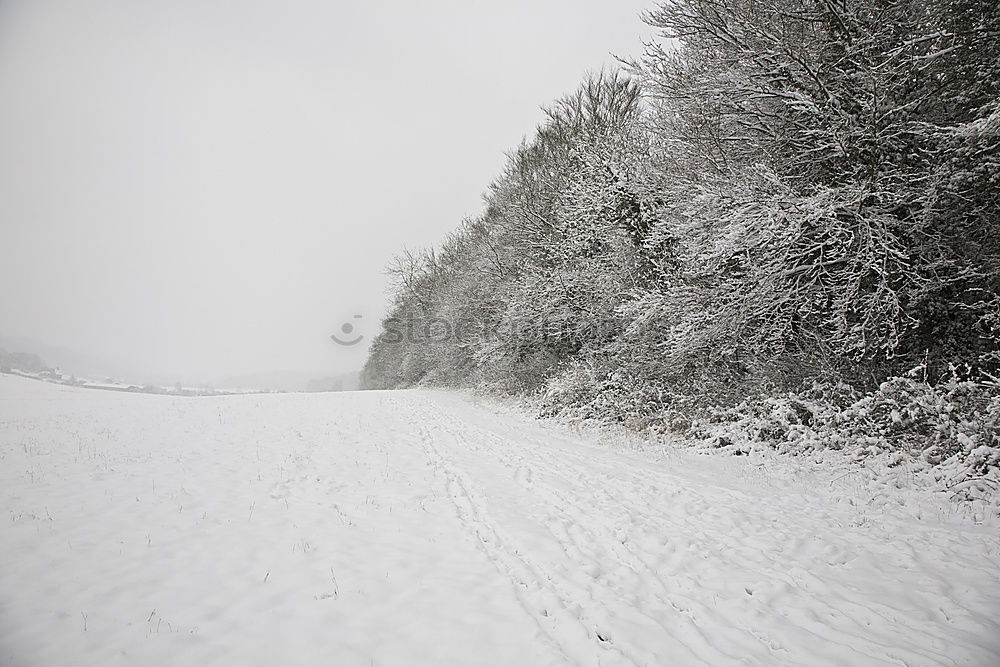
1 374 998 666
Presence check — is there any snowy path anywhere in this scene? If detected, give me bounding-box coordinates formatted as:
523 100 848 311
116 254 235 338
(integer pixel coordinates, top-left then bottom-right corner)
1 375 998 666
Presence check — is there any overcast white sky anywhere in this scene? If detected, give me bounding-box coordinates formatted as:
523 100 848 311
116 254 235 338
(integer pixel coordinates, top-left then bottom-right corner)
0 0 654 386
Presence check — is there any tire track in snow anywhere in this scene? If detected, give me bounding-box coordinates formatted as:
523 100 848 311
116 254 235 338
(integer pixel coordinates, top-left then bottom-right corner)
408 416 646 667
407 402 762 666
395 393 999 667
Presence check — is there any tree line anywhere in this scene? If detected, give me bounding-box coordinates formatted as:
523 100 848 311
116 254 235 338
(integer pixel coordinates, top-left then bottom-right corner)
361 0 999 432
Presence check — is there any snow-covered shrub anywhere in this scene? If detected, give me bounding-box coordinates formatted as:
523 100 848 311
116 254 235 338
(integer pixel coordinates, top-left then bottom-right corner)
696 368 1000 500
585 370 669 425
538 361 602 418
538 358 702 434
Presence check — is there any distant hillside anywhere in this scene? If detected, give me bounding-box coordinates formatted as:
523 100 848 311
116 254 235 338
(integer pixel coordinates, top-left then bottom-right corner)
0 349 51 374
221 370 360 393
0 334 155 384
306 371 360 393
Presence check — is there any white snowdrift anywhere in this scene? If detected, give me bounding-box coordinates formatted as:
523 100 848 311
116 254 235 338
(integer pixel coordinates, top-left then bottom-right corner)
1 374 998 666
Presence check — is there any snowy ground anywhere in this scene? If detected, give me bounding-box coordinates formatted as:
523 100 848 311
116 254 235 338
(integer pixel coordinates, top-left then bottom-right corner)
1 374 998 666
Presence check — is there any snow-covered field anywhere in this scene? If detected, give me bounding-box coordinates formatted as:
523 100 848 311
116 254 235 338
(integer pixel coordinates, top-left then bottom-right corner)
1 374 998 666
